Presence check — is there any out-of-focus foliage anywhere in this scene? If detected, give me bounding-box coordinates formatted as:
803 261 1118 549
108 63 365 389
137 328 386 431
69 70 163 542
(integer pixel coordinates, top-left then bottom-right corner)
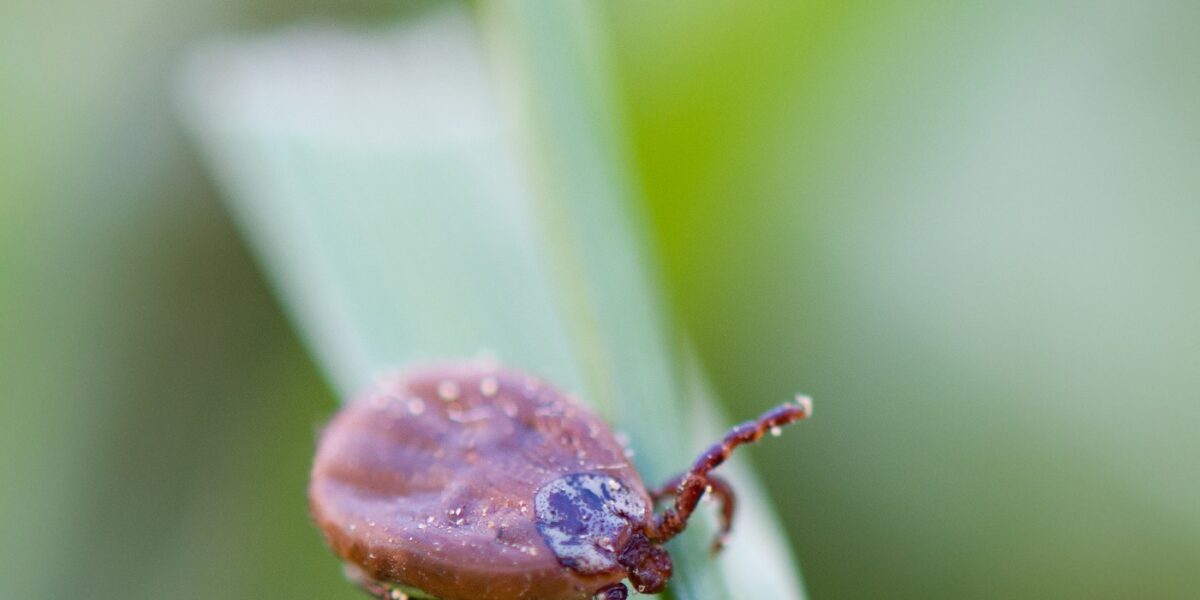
1 0 1198 599
612 1 1200 597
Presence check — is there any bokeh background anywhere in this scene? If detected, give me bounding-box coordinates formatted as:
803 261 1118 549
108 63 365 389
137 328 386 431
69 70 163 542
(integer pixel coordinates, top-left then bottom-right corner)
2 1 1198 599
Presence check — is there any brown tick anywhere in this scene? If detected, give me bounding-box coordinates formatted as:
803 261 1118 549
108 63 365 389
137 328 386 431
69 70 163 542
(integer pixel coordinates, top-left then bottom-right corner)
309 362 811 600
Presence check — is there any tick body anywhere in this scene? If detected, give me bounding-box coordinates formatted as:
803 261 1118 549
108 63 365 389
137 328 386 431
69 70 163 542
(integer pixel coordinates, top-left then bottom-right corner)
309 363 810 600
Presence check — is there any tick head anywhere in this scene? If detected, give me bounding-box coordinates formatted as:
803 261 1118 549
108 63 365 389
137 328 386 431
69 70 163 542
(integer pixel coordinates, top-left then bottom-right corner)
616 531 672 594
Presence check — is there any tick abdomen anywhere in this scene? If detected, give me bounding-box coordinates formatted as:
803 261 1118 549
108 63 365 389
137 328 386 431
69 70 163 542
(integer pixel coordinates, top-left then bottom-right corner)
309 363 652 600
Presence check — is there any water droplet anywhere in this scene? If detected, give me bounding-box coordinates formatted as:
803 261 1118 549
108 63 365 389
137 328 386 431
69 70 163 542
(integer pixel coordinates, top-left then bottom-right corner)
794 394 813 416
479 376 499 397
437 380 461 401
407 397 426 415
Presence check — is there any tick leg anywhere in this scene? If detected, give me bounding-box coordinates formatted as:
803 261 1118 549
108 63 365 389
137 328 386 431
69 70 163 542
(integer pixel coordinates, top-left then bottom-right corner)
595 583 628 600
342 564 407 600
651 473 736 553
651 398 810 545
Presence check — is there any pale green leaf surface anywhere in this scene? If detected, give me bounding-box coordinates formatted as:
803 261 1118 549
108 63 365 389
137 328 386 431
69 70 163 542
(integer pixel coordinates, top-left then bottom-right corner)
179 12 583 396
180 6 805 599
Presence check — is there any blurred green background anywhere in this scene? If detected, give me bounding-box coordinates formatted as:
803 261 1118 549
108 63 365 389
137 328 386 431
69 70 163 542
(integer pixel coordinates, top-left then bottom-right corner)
3 0 1198 599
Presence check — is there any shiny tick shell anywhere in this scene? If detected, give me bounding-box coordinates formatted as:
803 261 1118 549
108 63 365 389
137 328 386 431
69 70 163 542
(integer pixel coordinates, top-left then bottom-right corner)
309 363 651 600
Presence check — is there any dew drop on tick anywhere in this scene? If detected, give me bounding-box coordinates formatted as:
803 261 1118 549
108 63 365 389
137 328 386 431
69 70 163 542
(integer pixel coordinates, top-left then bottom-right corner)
407 397 425 415
480 376 499 397
437 380 460 401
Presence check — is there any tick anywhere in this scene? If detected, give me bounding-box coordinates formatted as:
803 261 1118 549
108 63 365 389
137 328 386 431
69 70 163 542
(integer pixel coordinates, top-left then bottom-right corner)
309 362 811 600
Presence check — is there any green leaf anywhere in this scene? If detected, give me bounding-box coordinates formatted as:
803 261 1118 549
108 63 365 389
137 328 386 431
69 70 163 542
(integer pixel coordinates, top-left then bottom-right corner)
179 5 805 599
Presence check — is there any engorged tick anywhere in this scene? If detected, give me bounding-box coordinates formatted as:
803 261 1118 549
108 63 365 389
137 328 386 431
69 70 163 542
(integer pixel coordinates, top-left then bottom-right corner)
309 362 811 600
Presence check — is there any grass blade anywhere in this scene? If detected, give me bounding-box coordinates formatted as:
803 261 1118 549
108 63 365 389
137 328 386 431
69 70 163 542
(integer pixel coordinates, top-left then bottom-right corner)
180 5 806 599
478 3 807 597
